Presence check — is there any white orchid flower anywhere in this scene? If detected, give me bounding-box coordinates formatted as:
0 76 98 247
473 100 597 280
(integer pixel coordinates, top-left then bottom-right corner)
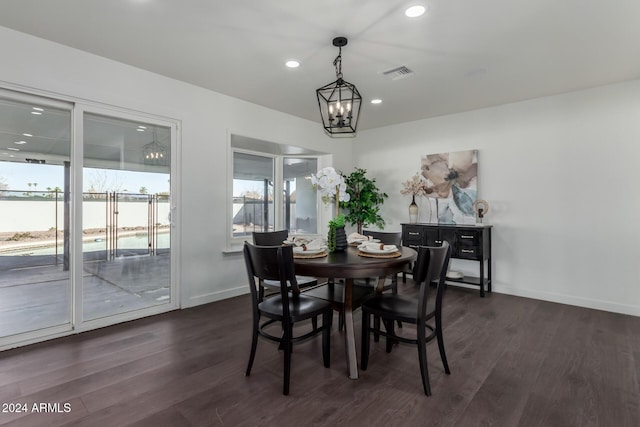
308 166 349 206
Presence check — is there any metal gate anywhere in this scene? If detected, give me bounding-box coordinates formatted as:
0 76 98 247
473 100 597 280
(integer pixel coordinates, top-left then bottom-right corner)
104 192 162 259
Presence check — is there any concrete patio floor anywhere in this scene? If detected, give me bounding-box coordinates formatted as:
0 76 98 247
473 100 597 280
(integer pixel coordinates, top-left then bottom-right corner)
0 253 171 338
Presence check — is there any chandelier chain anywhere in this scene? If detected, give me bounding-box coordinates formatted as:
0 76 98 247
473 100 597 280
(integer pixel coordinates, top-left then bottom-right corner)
333 47 343 80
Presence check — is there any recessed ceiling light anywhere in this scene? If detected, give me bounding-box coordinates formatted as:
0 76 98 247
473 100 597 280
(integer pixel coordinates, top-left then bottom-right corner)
31 111 42 115
14 141 27 145
285 60 300 68
7 147 19 151
136 128 145 132
23 133 33 137
371 99 382 104
32 107 44 111
405 5 426 18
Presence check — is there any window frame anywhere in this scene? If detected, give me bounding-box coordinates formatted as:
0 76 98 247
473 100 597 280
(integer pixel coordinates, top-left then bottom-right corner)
228 147 321 247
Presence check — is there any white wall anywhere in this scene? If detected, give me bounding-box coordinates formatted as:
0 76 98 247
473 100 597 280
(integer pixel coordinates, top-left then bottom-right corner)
2 26 637 318
355 81 640 316
0 27 353 307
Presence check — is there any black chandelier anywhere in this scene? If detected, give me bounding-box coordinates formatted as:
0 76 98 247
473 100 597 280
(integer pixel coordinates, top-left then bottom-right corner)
316 37 362 137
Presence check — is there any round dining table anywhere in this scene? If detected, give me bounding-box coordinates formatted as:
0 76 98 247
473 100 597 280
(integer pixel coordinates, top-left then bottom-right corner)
294 245 417 379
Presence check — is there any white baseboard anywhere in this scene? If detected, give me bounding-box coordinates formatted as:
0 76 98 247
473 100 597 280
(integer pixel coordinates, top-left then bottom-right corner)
493 284 640 317
184 285 248 308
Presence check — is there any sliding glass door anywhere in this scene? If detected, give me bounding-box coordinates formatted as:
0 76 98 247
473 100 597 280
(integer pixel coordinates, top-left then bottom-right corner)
0 89 177 349
0 91 73 339
82 112 173 322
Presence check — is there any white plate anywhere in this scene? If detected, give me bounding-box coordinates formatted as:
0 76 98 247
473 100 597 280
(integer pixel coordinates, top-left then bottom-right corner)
293 247 325 255
446 271 464 279
358 245 398 254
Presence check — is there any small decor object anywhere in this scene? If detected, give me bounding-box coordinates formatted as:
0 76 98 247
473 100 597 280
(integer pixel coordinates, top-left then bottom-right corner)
421 150 478 224
409 196 419 224
401 172 432 224
327 214 348 252
316 37 362 137
308 166 350 252
472 199 490 224
341 168 388 234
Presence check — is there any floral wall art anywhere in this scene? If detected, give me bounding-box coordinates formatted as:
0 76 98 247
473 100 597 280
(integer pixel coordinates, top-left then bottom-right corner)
421 149 478 224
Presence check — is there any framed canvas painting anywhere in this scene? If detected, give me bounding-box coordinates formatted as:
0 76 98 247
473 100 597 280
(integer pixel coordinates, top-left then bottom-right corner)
421 149 478 224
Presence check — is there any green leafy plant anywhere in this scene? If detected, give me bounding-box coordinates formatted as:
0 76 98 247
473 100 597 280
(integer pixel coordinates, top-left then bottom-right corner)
327 214 345 252
339 168 388 233
328 214 345 228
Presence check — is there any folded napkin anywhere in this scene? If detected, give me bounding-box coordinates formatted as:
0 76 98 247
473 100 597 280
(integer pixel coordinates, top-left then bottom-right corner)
347 232 371 244
294 238 327 252
304 238 326 250
286 236 310 246
358 242 398 252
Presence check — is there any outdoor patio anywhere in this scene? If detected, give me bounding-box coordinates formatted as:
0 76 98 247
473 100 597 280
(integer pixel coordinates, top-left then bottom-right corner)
0 252 170 338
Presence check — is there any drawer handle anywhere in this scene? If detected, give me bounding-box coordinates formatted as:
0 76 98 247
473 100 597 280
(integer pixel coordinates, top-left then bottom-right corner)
460 249 475 253
460 235 475 239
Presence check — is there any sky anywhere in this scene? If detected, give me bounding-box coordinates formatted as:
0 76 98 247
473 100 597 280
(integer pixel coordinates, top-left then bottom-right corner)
0 162 170 194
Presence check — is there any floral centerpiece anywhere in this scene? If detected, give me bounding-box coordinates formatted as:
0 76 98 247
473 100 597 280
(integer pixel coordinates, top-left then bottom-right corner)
309 167 350 251
401 173 433 223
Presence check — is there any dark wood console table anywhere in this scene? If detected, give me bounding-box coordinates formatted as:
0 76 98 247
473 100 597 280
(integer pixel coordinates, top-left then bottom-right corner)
401 223 492 297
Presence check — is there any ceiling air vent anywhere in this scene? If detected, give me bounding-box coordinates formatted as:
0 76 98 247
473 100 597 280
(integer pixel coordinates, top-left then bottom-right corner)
382 65 414 80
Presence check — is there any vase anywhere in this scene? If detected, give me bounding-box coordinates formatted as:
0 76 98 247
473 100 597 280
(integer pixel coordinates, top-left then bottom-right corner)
328 225 348 252
409 195 419 224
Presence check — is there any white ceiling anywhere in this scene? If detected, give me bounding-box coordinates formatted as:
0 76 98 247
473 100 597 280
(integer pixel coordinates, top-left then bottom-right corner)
1 0 640 131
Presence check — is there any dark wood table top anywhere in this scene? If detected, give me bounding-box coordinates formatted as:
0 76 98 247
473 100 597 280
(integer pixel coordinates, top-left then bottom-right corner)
293 245 417 279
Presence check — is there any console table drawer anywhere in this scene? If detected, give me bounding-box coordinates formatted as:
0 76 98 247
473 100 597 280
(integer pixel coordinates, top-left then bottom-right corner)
403 226 427 246
457 231 480 246
457 246 480 260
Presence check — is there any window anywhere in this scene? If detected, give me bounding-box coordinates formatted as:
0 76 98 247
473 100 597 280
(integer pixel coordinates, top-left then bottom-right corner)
230 135 322 242
232 152 275 237
283 157 318 234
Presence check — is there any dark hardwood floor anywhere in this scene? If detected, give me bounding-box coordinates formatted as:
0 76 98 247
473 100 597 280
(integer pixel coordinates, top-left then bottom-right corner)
1 279 639 426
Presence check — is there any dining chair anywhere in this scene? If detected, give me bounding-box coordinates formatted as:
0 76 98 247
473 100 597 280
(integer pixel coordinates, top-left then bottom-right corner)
360 230 403 294
359 230 405 336
327 230 404 332
360 241 452 396
243 242 332 395
252 230 319 299
364 230 414 284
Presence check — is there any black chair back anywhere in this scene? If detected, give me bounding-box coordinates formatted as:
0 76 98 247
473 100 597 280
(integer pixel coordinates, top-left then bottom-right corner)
252 230 289 246
243 241 332 395
243 243 299 318
413 242 451 319
363 230 402 246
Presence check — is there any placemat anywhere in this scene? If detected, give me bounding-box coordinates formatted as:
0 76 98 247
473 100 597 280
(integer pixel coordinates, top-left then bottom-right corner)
293 251 328 259
358 251 402 258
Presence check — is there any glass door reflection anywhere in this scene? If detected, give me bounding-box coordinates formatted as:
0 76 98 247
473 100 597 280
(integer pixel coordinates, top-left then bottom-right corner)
82 113 171 321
